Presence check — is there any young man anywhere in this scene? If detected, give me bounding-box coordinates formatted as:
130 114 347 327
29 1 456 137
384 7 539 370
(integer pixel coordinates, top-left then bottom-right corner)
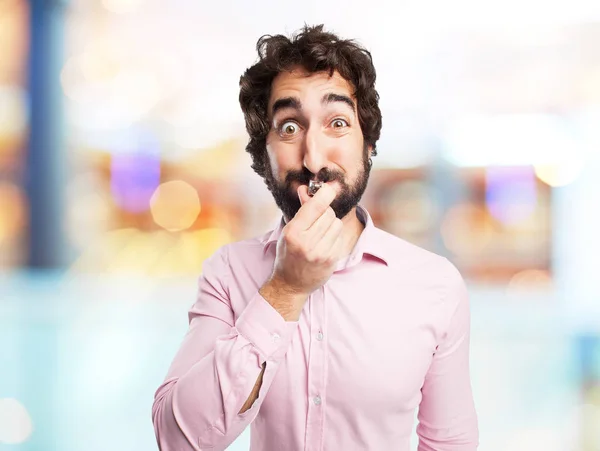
152 24 479 451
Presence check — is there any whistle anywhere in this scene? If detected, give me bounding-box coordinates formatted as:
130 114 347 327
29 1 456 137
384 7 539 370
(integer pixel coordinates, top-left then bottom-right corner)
308 180 323 197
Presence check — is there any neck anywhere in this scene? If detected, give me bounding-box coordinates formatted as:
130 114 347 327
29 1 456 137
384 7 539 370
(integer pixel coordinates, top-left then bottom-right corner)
338 206 365 258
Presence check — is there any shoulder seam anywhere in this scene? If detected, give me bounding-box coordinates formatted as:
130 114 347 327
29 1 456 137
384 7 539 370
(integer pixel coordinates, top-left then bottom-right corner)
439 257 465 339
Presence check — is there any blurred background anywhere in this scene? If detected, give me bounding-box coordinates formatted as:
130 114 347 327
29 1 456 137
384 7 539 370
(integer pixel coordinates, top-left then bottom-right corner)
1 0 600 450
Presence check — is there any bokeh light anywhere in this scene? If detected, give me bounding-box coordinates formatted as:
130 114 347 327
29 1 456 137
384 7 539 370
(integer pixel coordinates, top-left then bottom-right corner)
579 402 600 448
79 49 119 83
109 68 162 120
503 426 564 451
376 179 439 251
0 398 33 444
0 0 28 85
150 181 201 232
443 113 579 167
65 226 234 275
0 181 26 246
66 172 113 250
441 203 494 257
61 36 166 130
67 228 140 275
535 160 585 187
486 166 537 225
0 85 27 140
506 269 553 295
109 131 161 213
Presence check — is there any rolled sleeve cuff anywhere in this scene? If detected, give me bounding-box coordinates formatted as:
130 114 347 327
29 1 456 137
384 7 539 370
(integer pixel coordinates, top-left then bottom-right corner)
235 293 298 363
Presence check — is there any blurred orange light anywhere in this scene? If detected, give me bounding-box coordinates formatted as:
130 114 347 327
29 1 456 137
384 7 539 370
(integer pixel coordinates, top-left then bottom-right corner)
506 269 553 295
105 229 174 274
66 228 140 274
440 204 493 257
150 228 233 275
80 50 119 82
0 86 27 139
0 181 26 246
150 181 201 232
534 161 584 187
0 1 28 85
380 180 439 235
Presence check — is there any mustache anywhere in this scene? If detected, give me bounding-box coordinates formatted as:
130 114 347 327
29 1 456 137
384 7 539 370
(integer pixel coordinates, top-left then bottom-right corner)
284 167 345 186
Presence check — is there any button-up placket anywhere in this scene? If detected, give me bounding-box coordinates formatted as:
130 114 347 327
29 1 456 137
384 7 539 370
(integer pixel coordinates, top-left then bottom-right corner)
304 285 328 451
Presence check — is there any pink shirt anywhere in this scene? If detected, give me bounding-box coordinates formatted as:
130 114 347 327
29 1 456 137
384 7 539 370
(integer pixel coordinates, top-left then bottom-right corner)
152 206 479 451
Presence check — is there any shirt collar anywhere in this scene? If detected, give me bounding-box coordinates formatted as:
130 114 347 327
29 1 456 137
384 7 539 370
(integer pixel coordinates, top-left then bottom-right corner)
261 205 390 266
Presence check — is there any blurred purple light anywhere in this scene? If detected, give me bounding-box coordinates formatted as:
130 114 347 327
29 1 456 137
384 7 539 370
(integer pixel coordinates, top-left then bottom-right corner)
110 132 161 213
486 166 537 225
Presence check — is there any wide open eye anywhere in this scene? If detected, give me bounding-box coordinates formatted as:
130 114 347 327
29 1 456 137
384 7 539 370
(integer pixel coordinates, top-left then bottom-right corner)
331 118 348 128
280 121 300 135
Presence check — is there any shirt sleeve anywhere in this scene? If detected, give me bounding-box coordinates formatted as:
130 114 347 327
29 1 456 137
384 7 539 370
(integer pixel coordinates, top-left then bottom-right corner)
417 260 479 450
152 246 298 451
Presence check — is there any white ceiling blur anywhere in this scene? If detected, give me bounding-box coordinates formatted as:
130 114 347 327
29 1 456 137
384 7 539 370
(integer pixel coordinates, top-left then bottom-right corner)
62 0 600 165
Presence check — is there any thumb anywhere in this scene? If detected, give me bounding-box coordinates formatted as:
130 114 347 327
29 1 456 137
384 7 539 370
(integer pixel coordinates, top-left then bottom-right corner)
298 184 310 206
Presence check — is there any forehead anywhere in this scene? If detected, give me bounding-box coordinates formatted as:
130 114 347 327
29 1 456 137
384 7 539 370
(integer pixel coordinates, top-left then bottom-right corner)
268 68 355 112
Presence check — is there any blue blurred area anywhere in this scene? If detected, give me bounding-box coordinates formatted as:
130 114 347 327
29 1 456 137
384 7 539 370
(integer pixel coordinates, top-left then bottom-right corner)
1 272 599 450
0 272 247 451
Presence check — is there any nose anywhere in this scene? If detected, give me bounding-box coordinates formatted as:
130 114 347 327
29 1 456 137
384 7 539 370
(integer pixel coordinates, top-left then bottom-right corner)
302 127 327 176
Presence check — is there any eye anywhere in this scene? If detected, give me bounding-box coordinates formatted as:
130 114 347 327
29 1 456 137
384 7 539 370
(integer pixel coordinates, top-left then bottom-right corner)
280 121 300 135
331 118 348 128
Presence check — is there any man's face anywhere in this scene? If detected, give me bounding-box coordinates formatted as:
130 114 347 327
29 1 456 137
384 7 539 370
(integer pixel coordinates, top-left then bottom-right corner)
264 67 372 222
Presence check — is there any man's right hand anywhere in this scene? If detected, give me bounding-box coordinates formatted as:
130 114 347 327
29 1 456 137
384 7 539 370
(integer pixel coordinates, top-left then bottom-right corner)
260 183 344 321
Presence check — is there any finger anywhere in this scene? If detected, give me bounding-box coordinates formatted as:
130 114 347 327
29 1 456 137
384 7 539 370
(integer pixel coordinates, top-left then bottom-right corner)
317 218 345 255
304 207 336 248
298 184 311 206
326 233 345 264
293 183 336 229
318 226 345 268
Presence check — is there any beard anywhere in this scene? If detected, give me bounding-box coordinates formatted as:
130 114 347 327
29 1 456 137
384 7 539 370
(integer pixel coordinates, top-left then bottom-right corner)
263 146 372 222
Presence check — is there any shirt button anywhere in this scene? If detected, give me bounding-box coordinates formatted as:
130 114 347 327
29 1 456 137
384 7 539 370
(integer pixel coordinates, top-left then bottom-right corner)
271 333 280 343
316 331 324 341
313 396 322 406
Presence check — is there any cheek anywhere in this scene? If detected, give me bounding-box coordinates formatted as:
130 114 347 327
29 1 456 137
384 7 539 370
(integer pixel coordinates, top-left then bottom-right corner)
266 143 282 175
267 144 302 178
267 152 280 176
330 140 364 175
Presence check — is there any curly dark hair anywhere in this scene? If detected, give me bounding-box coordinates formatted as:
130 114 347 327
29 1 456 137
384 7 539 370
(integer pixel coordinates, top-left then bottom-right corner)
238 24 382 180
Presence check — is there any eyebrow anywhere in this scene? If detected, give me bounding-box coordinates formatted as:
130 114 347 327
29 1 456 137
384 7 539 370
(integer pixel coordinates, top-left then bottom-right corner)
271 97 301 118
323 93 355 112
270 93 356 118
